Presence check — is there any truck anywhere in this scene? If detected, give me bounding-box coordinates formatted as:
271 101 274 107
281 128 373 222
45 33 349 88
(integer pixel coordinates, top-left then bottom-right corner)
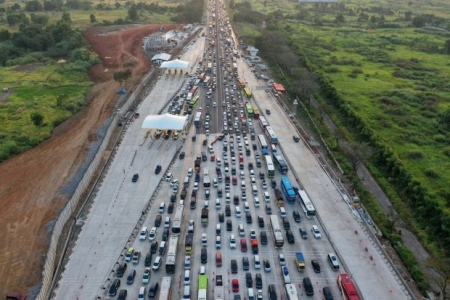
275 189 284 207
201 208 209 227
185 233 193 255
251 238 258 254
198 275 208 300
295 252 305 271
195 157 201 174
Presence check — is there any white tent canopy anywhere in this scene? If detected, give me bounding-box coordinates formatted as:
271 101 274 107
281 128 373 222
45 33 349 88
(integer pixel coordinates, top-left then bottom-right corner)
141 113 188 130
160 59 190 70
151 53 171 62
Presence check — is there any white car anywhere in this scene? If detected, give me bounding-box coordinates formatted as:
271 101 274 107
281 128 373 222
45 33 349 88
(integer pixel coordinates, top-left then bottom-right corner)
229 234 236 249
311 225 322 238
201 233 208 247
279 254 286 266
152 256 162 271
193 182 199 190
148 227 157 241
165 173 173 181
142 268 151 283
250 229 256 239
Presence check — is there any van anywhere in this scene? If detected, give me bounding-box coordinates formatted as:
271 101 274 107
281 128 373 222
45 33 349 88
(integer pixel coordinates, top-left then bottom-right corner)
280 207 286 218
216 224 221 235
184 270 191 285
159 241 166 255
216 236 222 249
164 217 170 228
138 287 146 300
244 201 250 212
201 248 207 263
215 199 221 210
184 177 190 188
183 285 191 299
327 253 340 270
254 255 261 269
155 215 162 227
215 252 222 266
235 207 241 218
241 181 246 190
159 203 165 213
213 178 218 188
239 224 245 236
226 193 231 202
139 227 148 240
187 168 193 177
252 185 258 196
254 197 260 207
248 288 255 300
303 277 314 296
263 192 270 202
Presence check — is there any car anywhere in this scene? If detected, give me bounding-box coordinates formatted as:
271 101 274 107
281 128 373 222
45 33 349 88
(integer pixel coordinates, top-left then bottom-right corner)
245 272 253 287
266 109 271 115
162 228 169 241
232 279 240 292
165 173 173 181
293 135 300 142
263 259 271 272
117 289 127 300
108 278 121 296
281 266 291 284
230 234 237 249
311 225 322 238
142 268 151 283
231 259 238 273
144 252 153 267
311 260 321 273
299 228 308 239
279 254 286 266
201 233 208 247
150 241 158 254
155 165 162 174
255 273 263 289
132 173 139 182
152 256 162 271
268 284 277 300
293 210 301 223
126 269 136 284
323 286 334 300
116 262 127 277
283 218 290 230
265 205 272 215
260 231 268 245
262 180 267 189
184 256 191 270
125 248 134 262
167 202 174 214
250 229 256 239
132 251 141 264
286 230 295 244
257 290 263 300
149 227 157 241
148 282 159 298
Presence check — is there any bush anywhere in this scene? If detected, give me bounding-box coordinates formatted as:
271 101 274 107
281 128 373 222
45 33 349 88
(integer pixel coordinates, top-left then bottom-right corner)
407 150 424 159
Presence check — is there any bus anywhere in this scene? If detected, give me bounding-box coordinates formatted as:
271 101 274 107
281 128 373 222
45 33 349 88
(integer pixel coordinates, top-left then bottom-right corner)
245 102 254 119
171 204 184 234
186 92 193 102
285 284 299 300
165 235 179 273
243 87 252 99
337 273 361 300
259 116 269 129
193 79 201 86
297 189 316 218
258 135 268 150
189 96 199 109
238 78 245 88
159 277 172 300
265 126 278 144
253 105 260 120
273 153 288 174
190 86 198 96
264 155 275 178
269 215 284 248
203 76 210 87
280 177 296 204
207 63 212 73
198 275 208 300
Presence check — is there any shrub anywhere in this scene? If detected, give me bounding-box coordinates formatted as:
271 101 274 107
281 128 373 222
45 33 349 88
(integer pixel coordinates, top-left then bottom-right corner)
407 150 424 159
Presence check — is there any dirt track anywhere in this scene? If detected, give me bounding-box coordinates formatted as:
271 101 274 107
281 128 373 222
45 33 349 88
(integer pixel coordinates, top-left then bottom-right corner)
0 24 174 297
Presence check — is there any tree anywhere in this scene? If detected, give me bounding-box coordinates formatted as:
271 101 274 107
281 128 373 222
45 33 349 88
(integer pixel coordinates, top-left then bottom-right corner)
335 13 345 23
229 0 234 9
404 11 412 21
25 0 43 12
11 3 21 11
444 40 450 55
30 112 44 126
113 69 132 89
115 2 121 9
128 4 138 21
31 13 49 25
340 141 374 172
61 11 71 23
90 14 96 23
0 29 10 41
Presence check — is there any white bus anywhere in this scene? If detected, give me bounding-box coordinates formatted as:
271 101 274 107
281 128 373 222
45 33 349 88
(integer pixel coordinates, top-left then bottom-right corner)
203 76 210 87
159 277 172 300
259 116 269 129
265 126 278 144
297 189 316 218
285 284 299 300
207 63 212 72
171 204 184 234
186 92 193 102
258 135 268 149
165 235 179 273
269 215 284 248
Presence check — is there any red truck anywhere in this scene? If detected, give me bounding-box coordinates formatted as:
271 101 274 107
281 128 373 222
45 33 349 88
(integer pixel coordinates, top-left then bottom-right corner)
6 292 27 300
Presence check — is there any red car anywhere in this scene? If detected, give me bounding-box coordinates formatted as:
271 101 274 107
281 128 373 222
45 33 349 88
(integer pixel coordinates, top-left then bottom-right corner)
240 238 248 252
232 279 239 292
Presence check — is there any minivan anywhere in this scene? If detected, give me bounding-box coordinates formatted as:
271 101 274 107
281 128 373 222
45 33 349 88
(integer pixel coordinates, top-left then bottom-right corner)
254 255 261 269
216 236 222 249
184 270 191 285
164 217 170 228
159 241 166 255
183 286 191 299
303 277 314 296
216 224 221 235
201 248 207 263
239 224 245 236
328 253 340 270
248 288 255 300
280 207 286 218
241 181 246 190
138 287 146 300
154 215 162 227
139 227 148 240
252 185 258 196
227 219 232 231
235 207 241 218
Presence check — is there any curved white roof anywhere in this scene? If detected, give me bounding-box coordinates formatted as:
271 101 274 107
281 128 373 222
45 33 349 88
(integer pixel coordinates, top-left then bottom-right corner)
141 113 188 130
151 53 171 61
160 59 190 69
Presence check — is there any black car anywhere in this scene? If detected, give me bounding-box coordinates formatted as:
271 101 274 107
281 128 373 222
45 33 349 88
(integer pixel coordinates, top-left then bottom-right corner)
299 228 308 239
231 259 238 273
117 289 127 300
190 199 197 209
155 165 162 174
252 144 257 150
268 284 276 300
162 228 169 241
218 212 225 223
150 241 158 254
323 287 334 300
126 269 136 284
227 219 232 231
266 205 272 215
168 202 174 214
116 262 127 278
170 193 176 202
233 195 239 205
271 179 276 188
195 174 200 182
260 231 268 245
283 219 290 230
239 163 244 170
225 205 231 216
311 260 321 273
132 173 139 182
293 210 301 223
246 212 252 224
258 216 264 228
145 252 153 267
108 278 121 296
293 135 300 142
266 109 271 115
148 282 159 298
286 229 295 244
179 151 185 159
217 189 223 198
245 272 253 287
231 168 236 175
255 273 263 289
243 257 250 270
202 152 207 161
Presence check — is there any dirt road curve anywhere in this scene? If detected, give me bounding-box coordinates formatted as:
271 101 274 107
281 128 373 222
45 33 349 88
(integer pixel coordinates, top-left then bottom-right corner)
0 24 170 297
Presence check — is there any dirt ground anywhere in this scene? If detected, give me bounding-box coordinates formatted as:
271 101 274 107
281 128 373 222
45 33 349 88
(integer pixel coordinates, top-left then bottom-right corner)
0 24 174 297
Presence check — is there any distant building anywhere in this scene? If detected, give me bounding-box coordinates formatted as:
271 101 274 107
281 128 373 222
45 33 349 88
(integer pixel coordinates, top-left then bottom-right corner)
151 53 171 66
